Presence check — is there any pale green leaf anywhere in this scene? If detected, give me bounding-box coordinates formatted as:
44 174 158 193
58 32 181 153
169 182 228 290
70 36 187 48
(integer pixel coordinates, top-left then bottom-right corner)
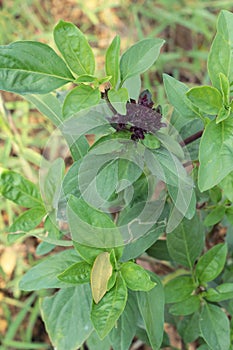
186 86 222 115
105 35 120 88
91 252 113 303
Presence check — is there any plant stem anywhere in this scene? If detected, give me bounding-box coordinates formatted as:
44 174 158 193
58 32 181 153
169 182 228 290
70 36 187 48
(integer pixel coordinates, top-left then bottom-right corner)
180 129 203 146
101 89 118 115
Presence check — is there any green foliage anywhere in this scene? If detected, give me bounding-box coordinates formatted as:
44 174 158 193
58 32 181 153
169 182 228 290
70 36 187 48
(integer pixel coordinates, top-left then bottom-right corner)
2 10 233 350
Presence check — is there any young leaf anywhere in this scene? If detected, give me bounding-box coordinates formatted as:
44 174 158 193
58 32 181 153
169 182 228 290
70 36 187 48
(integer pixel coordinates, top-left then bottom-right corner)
195 243 227 283
120 38 164 83
9 206 46 233
186 86 222 115
57 261 91 284
208 10 233 90
163 74 200 120
91 252 113 303
198 119 233 191
0 41 74 94
105 35 120 88
166 214 205 269
169 295 200 316
216 106 231 124
219 72 230 105
137 273 164 350
19 249 81 291
54 20 95 76
91 274 128 339
164 276 195 303
199 303 230 350
204 206 226 226
109 292 139 350
63 85 101 119
205 283 233 302
41 285 93 350
120 262 155 292
0 170 42 208
107 88 129 115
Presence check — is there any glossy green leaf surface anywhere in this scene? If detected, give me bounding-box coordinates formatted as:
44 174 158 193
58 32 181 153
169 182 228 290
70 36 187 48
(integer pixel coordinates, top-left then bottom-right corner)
105 35 120 88
137 273 164 350
121 262 155 292
91 252 113 303
41 285 93 350
199 303 230 350
195 243 227 283
120 38 164 83
9 206 45 233
186 86 222 114
19 249 81 291
91 275 128 339
54 20 95 76
198 119 233 191
167 214 204 269
57 261 91 284
0 170 42 208
165 276 195 303
63 85 101 119
0 41 74 94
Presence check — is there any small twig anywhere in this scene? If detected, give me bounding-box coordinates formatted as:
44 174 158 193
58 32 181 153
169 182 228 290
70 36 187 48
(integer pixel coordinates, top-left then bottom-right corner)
180 129 203 146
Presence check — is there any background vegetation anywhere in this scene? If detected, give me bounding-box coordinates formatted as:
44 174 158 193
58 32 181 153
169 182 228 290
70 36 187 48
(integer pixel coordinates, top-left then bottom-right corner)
1 1 233 349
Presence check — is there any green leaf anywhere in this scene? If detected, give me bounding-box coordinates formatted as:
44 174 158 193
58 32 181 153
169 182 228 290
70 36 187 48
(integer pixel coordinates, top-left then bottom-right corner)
109 291 139 350
19 249 81 291
204 206 226 226
120 38 164 83
63 85 101 119
68 195 123 248
163 74 200 119
186 86 222 115
205 283 233 302
86 331 111 350
41 158 65 210
57 261 91 284
216 106 231 124
146 240 171 261
0 41 74 94
9 206 45 233
178 312 201 343
195 243 227 283
107 88 129 115
169 295 200 316
41 285 93 350
219 171 233 202
0 170 42 208
219 72 230 105
25 93 63 127
166 214 205 269
208 10 233 90
91 274 128 339
121 262 155 292
137 273 164 350
164 276 195 303
91 252 113 303
105 35 120 88
142 134 160 149
122 75 141 100
54 20 95 76
199 303 230 350
198 119 233 191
